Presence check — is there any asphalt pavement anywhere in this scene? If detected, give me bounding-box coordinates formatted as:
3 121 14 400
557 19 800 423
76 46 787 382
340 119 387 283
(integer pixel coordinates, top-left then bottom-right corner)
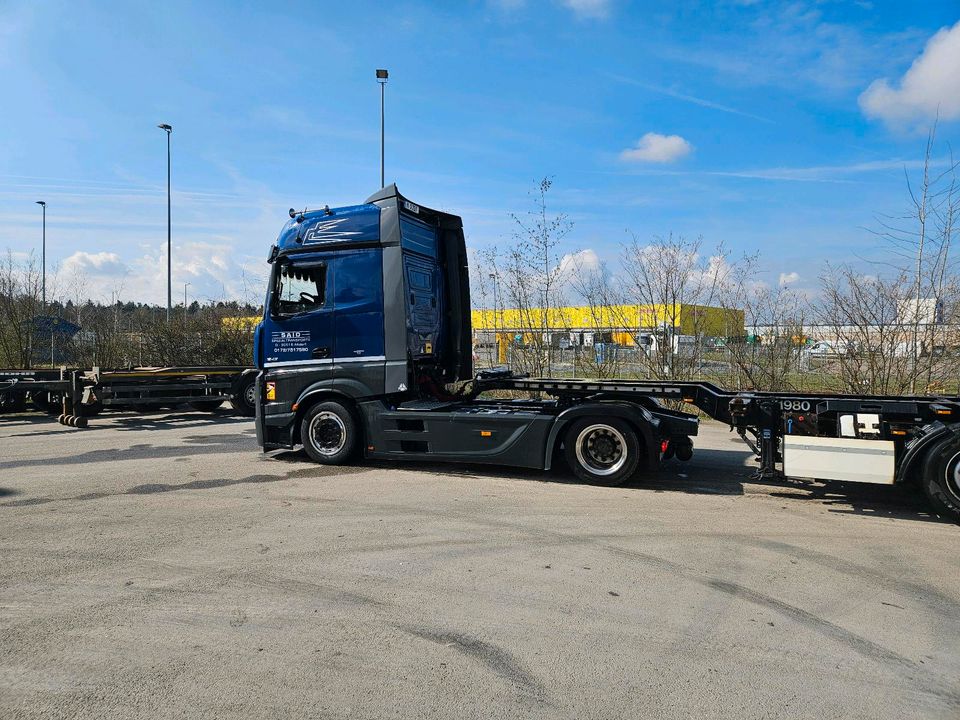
1 409 958 719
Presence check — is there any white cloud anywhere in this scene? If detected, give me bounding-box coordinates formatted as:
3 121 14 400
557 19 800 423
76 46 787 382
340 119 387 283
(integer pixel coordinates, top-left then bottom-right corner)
557 248 600 280
61 251 129 278
779 271 800 286
559 0 610 19
620 133 693 164
860 20 960 125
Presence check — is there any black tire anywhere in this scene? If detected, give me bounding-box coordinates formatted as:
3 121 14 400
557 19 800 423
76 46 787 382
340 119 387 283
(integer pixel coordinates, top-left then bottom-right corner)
231 374 257 417
30 391 51 412
563 417 641 486
81 399 104 416
920 431 960 522
189 399 225 412
300 401 358 465
40 392 63 415
2 392 28 413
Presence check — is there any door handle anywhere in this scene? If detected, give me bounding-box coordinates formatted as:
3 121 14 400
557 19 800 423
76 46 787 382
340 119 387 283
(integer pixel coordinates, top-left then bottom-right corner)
312 347 330 359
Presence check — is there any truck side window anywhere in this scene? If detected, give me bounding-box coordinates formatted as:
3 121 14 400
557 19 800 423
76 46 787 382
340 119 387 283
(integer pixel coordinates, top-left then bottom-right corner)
273 263 326 317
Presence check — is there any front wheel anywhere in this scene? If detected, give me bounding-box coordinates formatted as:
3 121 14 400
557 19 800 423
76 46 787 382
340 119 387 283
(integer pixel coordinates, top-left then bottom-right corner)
564 417 641 486
920 432 960 522
300 401 359 465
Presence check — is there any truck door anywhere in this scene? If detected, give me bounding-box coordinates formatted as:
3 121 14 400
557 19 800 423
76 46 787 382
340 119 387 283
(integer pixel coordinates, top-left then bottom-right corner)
262 258 334 372
404 254 441 359
332 248 385 363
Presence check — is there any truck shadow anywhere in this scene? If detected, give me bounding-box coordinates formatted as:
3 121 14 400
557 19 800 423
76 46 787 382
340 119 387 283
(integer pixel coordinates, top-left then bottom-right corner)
270 443 953 525
767 483 950 524
111 411 253 431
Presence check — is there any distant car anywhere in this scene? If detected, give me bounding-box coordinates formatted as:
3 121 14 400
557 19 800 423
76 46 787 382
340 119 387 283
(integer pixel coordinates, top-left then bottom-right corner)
805 341 847 357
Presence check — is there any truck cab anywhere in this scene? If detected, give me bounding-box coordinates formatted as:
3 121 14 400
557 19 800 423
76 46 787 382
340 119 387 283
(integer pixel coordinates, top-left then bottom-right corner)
256 185 472 449
256 186 698 487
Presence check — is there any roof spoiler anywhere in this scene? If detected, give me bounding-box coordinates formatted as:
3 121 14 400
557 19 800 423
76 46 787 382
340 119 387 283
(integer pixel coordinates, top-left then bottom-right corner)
364 183 401 204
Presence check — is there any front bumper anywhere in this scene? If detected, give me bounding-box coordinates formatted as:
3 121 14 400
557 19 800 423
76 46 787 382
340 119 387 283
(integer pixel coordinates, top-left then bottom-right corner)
255 374 297 449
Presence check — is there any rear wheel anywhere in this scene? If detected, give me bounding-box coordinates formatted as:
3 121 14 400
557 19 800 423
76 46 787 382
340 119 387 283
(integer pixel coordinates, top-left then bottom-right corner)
920 432 960 522
564 417 640 486
300 401 359 465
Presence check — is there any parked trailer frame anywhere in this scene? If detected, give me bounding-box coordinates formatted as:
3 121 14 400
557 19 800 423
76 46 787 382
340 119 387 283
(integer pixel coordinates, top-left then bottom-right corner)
81 367 257 416
0 366 258 420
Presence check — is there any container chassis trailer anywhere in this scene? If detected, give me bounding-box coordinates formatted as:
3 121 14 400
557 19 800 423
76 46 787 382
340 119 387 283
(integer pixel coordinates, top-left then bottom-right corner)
474 373 960 518
0 366 258 423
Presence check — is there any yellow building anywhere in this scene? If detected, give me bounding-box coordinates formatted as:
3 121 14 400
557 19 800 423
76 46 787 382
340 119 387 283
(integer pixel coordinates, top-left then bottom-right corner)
472 304 744 344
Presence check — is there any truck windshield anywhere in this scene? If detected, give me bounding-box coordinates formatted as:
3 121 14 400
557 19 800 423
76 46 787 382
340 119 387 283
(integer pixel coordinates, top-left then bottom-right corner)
272 263 326 317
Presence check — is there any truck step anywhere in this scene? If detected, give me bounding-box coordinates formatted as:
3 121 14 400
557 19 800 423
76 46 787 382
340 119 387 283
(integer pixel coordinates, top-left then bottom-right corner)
396 400 459 412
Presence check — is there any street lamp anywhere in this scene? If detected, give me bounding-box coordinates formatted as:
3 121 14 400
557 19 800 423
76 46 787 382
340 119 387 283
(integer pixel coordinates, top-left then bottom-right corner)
183 282 190 321
35 201 46 310
376 69 388 188
158 123 173 323
489 272 500 366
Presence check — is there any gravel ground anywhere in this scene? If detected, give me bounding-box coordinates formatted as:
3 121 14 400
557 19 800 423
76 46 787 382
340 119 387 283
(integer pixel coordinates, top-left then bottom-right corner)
1 409 958 719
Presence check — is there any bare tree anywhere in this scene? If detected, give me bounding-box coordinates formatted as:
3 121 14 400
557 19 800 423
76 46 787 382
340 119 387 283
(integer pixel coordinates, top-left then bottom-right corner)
720 258 806 391
566 256 629 378
869 123 960 391
0 251 41 367
619 234 730 381
814 265 919 395
485 178 573 377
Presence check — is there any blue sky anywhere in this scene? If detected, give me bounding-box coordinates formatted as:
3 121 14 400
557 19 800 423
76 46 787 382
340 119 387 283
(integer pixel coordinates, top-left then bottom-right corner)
0 0 958 305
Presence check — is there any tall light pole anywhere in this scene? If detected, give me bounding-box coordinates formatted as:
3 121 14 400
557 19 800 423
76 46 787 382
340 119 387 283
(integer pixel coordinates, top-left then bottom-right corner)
183 282 190 321
489 272 500 366
35 201 46 310
158 123 173 322
376 69 388 188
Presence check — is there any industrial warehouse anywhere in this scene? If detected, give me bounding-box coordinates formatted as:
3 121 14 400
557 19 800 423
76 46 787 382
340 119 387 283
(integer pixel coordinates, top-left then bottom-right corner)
472 303 744 357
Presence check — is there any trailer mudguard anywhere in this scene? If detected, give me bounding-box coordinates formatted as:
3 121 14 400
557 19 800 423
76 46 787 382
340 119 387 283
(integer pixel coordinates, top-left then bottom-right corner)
896 421 958 484
543 402 662 472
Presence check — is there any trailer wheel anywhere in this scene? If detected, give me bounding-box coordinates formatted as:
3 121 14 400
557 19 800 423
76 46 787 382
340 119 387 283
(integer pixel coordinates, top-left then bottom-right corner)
30 391 51 412
920 432 960 522
231 374 257 417
2 392 27 413
564 417 640 486
36 392 63 415
82 399 104 416
301 401 358 465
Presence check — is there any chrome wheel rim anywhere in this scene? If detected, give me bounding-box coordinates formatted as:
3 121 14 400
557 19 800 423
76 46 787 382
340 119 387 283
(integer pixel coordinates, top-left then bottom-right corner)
947 451 960 502
244 383 257 408
309 411 346 456
575 424 627 476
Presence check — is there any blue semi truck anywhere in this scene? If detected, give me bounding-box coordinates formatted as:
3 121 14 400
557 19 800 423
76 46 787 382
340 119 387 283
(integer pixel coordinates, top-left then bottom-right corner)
254 185 960 521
